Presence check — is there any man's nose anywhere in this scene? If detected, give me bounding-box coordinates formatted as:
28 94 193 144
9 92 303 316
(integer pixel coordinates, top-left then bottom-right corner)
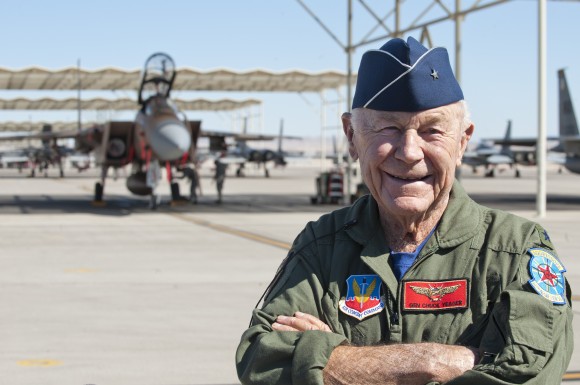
395 131 424 163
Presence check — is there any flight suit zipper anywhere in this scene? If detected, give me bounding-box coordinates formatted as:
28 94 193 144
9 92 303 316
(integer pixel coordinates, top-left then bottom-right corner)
385 288 399 325
394 247 438 327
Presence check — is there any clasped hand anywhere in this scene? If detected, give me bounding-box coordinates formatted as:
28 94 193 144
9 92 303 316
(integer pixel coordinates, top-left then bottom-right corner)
272 311 332 332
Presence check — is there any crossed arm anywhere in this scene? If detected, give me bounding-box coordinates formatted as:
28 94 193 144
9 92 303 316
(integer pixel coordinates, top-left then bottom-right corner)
273 312 477 385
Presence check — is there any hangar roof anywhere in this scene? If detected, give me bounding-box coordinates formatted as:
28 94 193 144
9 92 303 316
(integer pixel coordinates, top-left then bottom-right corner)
0 121 96 132
0 67 351 92
0 97 261 111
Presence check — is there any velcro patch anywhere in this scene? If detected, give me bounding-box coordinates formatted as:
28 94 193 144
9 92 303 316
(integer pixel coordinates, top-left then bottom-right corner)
403 279 469 311
528 248 567 305
339 275 385 320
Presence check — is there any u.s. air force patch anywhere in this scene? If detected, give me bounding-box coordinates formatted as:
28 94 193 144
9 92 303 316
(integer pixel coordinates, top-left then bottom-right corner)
528 248 567 305
339 275 385 320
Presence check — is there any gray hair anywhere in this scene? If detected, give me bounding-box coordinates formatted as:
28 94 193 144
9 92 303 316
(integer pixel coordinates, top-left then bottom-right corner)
458 100 472 130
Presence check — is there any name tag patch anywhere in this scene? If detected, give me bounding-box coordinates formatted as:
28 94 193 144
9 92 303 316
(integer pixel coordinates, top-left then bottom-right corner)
339 275 385 320
403 279 469 311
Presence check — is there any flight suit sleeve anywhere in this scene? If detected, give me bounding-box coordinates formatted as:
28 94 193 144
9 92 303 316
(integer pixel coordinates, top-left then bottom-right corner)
446 225 574 385
235 236 348 385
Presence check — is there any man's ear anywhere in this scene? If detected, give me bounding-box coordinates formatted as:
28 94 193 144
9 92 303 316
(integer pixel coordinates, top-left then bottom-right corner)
457 123 475 165
342 112 359 160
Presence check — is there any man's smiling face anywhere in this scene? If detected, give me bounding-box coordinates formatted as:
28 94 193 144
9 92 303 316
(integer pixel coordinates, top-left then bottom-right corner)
346 102 472 220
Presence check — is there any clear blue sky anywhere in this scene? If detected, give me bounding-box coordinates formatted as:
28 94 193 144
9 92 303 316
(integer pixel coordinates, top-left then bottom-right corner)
1 0 579 142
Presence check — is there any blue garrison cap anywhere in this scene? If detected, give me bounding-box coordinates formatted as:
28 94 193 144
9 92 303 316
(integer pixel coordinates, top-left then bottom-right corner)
352 37 463 112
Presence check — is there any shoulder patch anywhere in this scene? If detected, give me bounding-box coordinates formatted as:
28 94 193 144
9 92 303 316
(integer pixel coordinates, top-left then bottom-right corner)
535 224 554 249
339 275 385 320
527 248 567 305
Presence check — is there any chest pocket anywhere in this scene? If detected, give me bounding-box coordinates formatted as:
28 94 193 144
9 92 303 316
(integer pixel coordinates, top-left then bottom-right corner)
337 294 387 346
322 288 387 346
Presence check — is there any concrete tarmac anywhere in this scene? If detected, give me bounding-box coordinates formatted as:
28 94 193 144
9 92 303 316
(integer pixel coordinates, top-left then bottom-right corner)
0 163 578 385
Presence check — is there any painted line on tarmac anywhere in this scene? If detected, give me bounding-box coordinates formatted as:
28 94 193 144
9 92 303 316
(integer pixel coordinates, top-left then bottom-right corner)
18 359 62 367
563 371 580 381
168 213 292 251
64 268 97 273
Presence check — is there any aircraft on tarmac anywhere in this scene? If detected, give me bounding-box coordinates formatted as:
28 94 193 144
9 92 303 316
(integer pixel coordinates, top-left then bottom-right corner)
0 53 199 208
79 52 198 208
553 68 580 174
462 68 580 177
204 118 299 178
0 52 301 207
0 124 90 177
462 120 531 178
0 148 29 171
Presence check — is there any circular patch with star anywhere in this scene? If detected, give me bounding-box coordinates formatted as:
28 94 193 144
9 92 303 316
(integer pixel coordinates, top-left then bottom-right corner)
528 248 567 305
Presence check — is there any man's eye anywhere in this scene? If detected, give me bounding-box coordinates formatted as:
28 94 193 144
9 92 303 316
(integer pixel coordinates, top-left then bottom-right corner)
381 126 398 131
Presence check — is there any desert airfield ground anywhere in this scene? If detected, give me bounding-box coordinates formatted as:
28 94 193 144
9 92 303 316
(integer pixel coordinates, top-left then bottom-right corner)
0 160 578 385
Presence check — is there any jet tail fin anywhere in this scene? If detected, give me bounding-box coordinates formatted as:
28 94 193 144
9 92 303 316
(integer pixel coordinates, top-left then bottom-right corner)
558 69 579 137
277 119 284 153
41 124 53 147
500 120 512 153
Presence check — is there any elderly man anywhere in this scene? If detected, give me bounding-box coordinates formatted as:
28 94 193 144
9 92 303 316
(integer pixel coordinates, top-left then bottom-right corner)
236 37 573 385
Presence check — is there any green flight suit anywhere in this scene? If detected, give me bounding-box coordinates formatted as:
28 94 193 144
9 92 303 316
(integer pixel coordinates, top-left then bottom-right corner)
236 182 574 385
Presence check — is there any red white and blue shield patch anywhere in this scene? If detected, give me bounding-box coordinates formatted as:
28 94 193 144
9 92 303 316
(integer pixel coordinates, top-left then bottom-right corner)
339 275 385 320
528 248 567 305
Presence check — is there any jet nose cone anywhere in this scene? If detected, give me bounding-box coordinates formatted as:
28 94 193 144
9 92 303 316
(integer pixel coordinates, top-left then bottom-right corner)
146 119 191 161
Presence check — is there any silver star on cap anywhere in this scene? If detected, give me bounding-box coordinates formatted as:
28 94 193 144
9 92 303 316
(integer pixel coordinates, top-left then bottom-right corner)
430 69 439 80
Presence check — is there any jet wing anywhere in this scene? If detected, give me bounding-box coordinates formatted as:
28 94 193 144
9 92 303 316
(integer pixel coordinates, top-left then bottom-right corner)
486 154 514 165
562 136 580 154
0 152 29 164
487 136 559 147
217 156 247 165
200 130 300 141
0 129 79 142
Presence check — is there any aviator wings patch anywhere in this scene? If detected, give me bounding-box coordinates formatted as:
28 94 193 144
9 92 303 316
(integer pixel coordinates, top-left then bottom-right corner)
403 279 469 311
409 284 460 302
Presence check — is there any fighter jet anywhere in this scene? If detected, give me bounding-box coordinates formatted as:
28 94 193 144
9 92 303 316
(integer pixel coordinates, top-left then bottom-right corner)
462 68 580 178
75 52 199 208
0 124 78 177
473 69 580 176
0 53 199 208
206 118 299 178
550 68 580 174
462 121 519 177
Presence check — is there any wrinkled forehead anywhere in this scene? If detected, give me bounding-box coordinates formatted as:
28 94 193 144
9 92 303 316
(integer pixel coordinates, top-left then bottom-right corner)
352 102 462 128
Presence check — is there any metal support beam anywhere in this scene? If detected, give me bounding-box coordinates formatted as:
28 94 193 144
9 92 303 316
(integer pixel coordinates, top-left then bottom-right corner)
455 0 462 85
351 0 510 50
346 0 353 199
77 59 81 131
455 0 463 181
395 0 401 37
537 0 547 217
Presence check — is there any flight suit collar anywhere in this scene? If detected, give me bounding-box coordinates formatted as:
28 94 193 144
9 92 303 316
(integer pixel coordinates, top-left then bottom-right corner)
342 182 482 287
433 181 483 249
344 181 482 250
344 195 398 290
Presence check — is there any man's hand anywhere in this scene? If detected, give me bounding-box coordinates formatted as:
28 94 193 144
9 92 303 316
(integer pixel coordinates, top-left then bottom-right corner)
272 311 332 332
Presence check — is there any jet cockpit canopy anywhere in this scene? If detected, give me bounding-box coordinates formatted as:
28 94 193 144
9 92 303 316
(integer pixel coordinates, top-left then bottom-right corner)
138 52 176 105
